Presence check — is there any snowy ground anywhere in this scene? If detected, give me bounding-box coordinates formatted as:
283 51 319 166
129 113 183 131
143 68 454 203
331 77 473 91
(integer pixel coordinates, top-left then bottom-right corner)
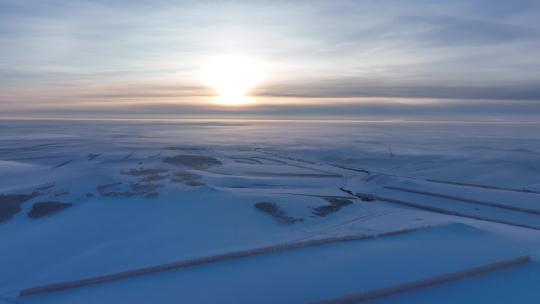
1 119 540 303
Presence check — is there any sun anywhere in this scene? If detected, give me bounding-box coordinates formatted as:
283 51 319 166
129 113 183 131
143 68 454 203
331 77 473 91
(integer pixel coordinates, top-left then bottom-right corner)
201 55 264 105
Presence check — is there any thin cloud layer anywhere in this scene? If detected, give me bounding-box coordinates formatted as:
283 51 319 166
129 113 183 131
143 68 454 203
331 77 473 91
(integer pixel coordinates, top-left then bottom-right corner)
1 0 539 117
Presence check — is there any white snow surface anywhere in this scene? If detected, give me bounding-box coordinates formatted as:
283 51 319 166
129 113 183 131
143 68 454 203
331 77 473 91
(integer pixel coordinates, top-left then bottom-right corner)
1 119 539 303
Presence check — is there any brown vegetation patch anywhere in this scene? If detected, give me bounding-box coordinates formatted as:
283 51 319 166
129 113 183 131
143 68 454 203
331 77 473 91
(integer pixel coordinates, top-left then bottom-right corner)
254 202 303 224
163 154 221 169
28 201 72 219
121 168 168 176
0 193 37 223
312 197 353 217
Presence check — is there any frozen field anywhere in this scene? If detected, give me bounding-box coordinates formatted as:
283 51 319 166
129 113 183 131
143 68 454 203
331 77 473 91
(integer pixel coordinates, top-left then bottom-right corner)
1 119 540 303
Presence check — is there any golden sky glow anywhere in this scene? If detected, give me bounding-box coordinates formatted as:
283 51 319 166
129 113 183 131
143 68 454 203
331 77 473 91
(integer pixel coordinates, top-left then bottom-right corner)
200 55 265 106
1 1 540 119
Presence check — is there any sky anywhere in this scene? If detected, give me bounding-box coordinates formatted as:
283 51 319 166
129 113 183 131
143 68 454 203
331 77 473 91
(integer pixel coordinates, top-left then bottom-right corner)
1 0 540 120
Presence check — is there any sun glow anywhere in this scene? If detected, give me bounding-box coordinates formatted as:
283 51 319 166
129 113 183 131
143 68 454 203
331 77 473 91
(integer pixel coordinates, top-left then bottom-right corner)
201 55 264 105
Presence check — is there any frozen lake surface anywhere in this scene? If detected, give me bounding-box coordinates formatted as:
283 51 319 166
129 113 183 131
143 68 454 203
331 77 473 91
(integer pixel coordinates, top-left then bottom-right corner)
1 119 540 303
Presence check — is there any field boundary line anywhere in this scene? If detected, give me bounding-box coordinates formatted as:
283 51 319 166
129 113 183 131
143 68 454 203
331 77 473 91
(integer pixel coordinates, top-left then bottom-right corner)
385 185 540 215
346 190 540 231
19 225 433 297
426 179 540 195
313 255 531 304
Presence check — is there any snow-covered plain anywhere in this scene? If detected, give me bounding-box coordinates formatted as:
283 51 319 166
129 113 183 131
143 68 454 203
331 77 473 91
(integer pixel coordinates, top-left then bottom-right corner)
1 119 540 303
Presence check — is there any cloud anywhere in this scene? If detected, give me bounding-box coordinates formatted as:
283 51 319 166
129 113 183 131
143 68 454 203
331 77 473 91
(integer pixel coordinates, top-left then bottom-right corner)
0 0 539 117
255 79 540 100
406 15 539 46
3 98 540 122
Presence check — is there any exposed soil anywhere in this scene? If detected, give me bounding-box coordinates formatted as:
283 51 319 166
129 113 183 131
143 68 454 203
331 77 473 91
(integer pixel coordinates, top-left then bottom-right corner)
143 174 166 181
87 153 101 160
27 201 72 218
163 154 221 169
36 183 55 192
54 189 69 197
53 160 71 168
0 193 37 223
121 168 168 176
232 157 263 165
122 152 133 161
130 181 163 193
171 171 205 187
165 146 205 152
312 197 353 217
254 202 303 224
96 181 162 198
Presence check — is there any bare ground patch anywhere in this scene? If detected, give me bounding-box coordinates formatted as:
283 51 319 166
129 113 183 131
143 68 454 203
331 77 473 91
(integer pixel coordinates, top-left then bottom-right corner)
163 154 221 169
171 171 205 187
87 153 101 161
312 197 353 217
165 146 205 152
121 168 169 176
96 181 163 198
254 202 303 224
0 193 37 223
27 201 72 219
53 160 71 168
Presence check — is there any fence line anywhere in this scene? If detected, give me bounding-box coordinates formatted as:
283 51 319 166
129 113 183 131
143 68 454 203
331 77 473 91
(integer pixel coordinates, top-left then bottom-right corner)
313 255 531 304
349 191 540 231
426 179 540 195
385 185 540 215
20 225 433 297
